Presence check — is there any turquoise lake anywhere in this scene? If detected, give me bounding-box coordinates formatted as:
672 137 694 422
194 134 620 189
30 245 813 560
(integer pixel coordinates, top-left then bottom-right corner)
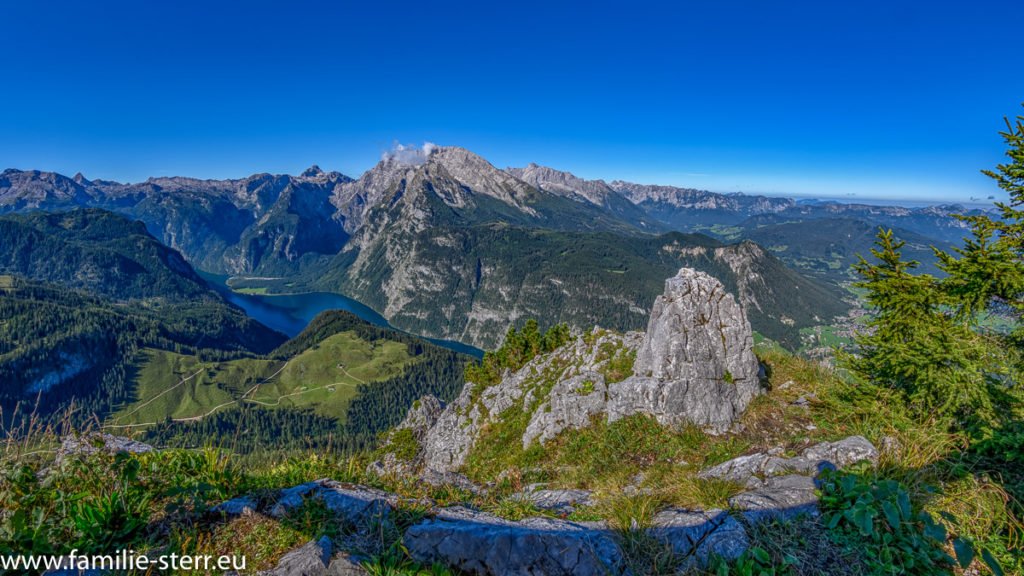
200 273 483 358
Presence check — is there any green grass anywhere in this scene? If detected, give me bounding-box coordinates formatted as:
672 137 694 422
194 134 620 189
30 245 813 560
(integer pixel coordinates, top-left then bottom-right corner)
233 287 269 295
109 331 414 427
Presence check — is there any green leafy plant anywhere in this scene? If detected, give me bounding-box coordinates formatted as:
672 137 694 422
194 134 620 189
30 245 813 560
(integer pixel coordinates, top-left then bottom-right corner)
707 546 792 576
818 469 1004 575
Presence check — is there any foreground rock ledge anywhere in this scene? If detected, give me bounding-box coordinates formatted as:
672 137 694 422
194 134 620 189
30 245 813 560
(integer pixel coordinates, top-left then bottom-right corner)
222 436 878 576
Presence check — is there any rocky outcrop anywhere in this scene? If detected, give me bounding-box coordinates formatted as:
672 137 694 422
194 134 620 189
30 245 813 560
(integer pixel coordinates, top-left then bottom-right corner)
55 433 154 466
606 268 761 433
268 480 398 524
407 268 763 473
367 395 447 478
396 395 445 438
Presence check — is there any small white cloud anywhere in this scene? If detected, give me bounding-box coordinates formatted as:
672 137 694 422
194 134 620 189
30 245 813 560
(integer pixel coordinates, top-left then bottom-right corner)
382 141 438 166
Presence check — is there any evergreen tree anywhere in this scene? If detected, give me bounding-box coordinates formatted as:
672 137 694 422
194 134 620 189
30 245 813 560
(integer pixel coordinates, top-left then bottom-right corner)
846 108 1024 430
846 230 995 423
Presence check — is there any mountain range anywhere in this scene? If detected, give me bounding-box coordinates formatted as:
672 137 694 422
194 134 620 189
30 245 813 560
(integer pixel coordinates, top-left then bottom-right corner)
0 146 982 350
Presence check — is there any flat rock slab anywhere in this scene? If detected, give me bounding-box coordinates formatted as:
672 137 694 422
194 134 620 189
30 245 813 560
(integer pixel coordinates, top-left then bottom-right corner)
648 508 748 564
802 436 878 469
514 488 596 513
697 436 878 484
730 474 820 523
405 509 626 576
261 537 333 576
406 505 753 576
215 495 257 516
270 479 396 525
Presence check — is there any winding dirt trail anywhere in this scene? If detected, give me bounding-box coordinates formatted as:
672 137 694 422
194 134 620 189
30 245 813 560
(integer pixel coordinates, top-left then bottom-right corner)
111 368 205 423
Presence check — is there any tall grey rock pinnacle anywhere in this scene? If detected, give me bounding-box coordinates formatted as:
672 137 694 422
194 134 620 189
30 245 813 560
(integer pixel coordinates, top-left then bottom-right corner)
610 267 762 432
391 268 764 473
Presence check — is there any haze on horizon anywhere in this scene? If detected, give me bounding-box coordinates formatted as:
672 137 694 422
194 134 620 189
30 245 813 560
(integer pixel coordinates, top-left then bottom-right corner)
1 0 1021 205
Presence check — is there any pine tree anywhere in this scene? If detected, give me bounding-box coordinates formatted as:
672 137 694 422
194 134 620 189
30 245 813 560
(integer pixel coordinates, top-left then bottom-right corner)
845 230 995 423
846 107 1024 430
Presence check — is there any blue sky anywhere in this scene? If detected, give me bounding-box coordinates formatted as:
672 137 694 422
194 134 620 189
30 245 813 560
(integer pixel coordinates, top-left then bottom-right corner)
1 1 1022 203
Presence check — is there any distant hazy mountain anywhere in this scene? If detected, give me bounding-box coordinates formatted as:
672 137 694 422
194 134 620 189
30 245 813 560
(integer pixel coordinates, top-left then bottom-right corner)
505 163 664 230
730 216 946 283
608 180 796 228
508 165 983 245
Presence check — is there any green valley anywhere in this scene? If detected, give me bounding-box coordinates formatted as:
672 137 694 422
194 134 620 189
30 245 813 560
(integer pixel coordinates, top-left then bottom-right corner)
110 331 412 427
111 310 473 457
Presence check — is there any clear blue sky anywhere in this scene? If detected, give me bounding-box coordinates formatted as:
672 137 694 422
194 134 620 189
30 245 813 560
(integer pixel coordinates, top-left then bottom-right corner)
2 1 1022 203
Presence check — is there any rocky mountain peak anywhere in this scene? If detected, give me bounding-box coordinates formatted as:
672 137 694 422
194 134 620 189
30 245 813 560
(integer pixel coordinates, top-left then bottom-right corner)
632 268 761 402
506 163 615 206
387 267 763 473
301 165 324 177
422 147 538 210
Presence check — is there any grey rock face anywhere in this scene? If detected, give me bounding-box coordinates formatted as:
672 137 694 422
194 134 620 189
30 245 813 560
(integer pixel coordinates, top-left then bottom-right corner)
523 371 610 447
259 536 368 576
612 268 762 433
215 496 257 516
513 488 596 514
325 554 370 576
367 395 447 478
416 329 645 472
404 509 626 576
397 395 445 439
695 453 772 485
